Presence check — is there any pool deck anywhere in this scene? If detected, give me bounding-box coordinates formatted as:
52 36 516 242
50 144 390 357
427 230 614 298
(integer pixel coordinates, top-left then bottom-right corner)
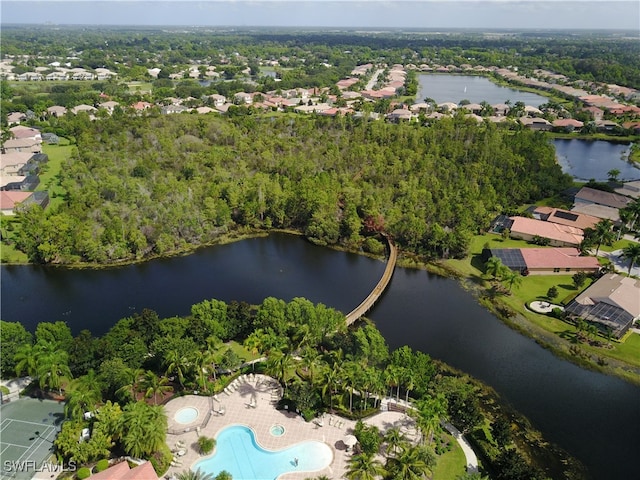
163 374 416 480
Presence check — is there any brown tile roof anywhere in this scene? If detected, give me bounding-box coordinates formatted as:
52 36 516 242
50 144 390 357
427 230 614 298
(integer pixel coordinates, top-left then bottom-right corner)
573 273 640 319
520 248 600 270
575 187 631 210
533 206 600 230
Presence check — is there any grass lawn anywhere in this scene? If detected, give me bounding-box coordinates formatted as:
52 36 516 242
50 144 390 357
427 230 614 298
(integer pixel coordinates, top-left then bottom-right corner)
127 81 152 94
598 239 636 253
226 340 261 363
444 233 640 375
433 432 468 480
39 141 73 211
0 242 29 263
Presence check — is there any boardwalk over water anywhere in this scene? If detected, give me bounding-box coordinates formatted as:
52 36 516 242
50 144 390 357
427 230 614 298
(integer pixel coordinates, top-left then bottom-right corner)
345 236 397 325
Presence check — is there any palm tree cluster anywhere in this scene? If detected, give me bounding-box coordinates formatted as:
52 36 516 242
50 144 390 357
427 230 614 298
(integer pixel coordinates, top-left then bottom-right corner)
14 339 72 395
484 256 522 293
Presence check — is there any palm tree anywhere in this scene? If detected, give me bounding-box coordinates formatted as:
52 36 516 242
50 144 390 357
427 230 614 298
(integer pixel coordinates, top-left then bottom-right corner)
164 349 189 388
119 401 168 459
116 367 144 402
484 256 504 279
412 393 447 444
384 365 403 402
265 350 294 392
14 342 38 378
64 369 102 419
385 444 435 480
589 219 615 256
320 362 341 412
140 371 172 405
620 243 640 274
383 427 409 457
176 469 215 480
346 452 386 480
35 340 72 395
623 198 640 231
300 346 322 386
501 269 522 293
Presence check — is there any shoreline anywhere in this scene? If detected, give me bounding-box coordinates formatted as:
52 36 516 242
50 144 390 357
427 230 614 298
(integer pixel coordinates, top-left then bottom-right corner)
2 229 638 385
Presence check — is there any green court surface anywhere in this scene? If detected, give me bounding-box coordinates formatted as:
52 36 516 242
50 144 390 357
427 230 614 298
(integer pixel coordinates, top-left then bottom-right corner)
0 398 65 480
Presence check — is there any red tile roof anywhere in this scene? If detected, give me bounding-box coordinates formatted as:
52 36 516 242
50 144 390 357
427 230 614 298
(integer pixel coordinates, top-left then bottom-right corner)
520 248 600 270
0 191 32 209
510 216 584 246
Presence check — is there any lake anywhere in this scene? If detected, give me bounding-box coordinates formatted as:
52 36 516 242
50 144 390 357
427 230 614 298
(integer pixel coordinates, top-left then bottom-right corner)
416 74 549 107
2 233 639 479
553 138 639 182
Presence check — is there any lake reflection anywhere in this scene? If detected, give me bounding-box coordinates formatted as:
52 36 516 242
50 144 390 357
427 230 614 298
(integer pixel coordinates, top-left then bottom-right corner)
416 74 548 106
553 138 639 181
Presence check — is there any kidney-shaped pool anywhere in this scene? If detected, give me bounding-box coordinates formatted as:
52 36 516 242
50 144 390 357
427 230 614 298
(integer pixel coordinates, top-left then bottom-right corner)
193 425 333 480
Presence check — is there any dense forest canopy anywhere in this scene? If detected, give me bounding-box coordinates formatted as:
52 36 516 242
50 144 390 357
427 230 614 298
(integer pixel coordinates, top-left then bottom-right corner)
15 112 571 264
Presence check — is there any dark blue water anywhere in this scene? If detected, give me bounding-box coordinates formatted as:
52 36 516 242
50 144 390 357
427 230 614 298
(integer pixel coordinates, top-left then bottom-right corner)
553 138 639 182
416 74 548 106
2 233 639 479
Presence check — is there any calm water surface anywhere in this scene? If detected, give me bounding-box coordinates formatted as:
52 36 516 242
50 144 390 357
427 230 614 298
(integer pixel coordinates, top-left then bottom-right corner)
2 233 639 479
416 74 548 106
553 138 639 181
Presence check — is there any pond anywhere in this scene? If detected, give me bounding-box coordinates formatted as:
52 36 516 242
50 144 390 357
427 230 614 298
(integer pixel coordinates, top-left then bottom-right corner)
553 138 639 181
2 233 639 479
416 74 549 107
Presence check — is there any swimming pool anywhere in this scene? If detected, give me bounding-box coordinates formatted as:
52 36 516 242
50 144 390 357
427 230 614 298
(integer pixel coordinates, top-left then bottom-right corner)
174 407 198 424
193 425 332 480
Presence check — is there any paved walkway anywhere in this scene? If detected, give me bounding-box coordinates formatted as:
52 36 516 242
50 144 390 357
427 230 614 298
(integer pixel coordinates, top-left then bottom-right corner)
442 422 479 474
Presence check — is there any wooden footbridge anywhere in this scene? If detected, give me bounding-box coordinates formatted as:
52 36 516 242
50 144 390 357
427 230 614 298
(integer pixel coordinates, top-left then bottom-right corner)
345 235 397 325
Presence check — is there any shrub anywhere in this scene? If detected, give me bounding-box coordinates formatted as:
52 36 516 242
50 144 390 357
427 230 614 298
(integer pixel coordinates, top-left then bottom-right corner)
93 459 109 473
198 436 216 455
150 444 172 476
76 467 91 479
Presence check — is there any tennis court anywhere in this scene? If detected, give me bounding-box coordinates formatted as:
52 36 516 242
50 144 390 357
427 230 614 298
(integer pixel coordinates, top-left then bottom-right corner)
0 398 65 480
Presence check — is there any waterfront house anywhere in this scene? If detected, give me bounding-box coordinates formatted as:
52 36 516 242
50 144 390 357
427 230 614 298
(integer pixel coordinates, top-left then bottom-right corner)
531 206 600 231
483 247 600 275
553 118 584 132
565 273 640 338
519 117 553 131
46 105 68 117
507 216 584 247
574 187 631 210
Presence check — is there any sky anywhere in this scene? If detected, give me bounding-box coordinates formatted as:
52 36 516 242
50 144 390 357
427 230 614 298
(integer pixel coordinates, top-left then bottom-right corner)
1 0 639 30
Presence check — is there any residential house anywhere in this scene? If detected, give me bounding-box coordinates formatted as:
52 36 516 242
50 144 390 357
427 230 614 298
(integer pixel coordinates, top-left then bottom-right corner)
553 118 584 132
71 104 97 115
531 206 599 230
484 247 600 275
86 460 159 480
492 103 510 116
0 191 48 215
1 175 39 191
595 119 620 132
47 105 67 117
9 126 42 141
565 273 640 338
1 138 42 154
520 117 553 131
208 94 226 106
0 152 33 175
524 105 543 116
99 101 120 114
571 203 621 224
131 101 153 111
45 72 68 81
7 112 27 125
233 92 253 105
161 104 189 115
506 216 584 247
386 108 413 122
574 186 631 210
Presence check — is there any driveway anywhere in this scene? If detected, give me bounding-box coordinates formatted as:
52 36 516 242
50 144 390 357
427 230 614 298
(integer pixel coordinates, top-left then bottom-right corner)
598 249 640 277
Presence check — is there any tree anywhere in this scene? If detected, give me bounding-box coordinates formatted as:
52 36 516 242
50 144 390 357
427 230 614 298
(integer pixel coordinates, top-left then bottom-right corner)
584 219 615 256
620 243 640 274
36 340 72 395
383 427 409 457
346 452 386 480
607 168 621 183
0 321 32 378
64 369 102 420
119 401 168 459
546 286 559 301
412 393 447 444
491 416 513 448
141 371 173 405
485 256 504 279
177 469 215 480
197 436 216 455
572 271 588 289
385 444 435 480
501 269 522 293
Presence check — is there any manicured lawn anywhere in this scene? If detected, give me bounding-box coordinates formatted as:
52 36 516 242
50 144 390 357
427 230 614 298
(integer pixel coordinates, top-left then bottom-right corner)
0 242 29 263
127 82 152 94
433 432 467 480
227 340 261 363
40 142 73 211
599 239 636 253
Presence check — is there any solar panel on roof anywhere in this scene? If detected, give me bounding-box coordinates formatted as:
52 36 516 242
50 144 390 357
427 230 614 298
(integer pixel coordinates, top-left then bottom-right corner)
553 210 579 222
